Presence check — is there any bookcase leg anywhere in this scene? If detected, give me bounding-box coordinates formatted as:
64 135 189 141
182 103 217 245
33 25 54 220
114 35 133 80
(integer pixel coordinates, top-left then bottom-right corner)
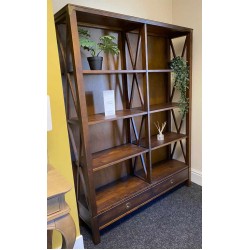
91 217 101 245
185 179 192 187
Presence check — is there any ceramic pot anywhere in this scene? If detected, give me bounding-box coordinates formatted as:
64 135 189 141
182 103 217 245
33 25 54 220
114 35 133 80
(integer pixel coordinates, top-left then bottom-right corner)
87 56 103 70
157 134 164 140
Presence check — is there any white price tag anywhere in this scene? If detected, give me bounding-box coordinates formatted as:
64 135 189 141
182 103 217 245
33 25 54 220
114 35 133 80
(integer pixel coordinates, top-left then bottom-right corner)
103 90 115 116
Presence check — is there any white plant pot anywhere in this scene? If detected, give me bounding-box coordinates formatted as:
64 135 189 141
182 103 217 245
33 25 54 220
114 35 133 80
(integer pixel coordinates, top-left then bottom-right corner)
157 134 164 141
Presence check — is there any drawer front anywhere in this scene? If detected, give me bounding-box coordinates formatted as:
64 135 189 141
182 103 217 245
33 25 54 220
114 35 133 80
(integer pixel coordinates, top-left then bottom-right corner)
98 168 189 229
98 188 153 228
152 168 189 197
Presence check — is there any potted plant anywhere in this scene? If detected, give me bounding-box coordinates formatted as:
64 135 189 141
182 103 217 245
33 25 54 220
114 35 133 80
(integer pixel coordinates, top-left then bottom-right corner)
170 56 189 118
78 29 120 70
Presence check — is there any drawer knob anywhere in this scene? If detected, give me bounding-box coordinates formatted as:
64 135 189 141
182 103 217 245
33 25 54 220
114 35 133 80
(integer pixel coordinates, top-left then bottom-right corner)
126 202 131 209
170 179 174 184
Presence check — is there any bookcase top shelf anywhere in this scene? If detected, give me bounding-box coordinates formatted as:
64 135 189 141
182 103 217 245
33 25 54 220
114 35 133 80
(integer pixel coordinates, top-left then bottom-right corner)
55 4 192 38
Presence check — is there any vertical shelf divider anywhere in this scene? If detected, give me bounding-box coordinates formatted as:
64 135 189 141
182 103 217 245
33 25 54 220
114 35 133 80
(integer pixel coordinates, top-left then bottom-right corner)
141 24 152 183
121 31 133 174
166 38 172 160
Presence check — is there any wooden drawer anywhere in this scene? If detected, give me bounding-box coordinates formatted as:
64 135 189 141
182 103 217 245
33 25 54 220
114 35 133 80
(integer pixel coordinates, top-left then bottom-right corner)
97 168 188 229
97 187 153 228
152 168 189 196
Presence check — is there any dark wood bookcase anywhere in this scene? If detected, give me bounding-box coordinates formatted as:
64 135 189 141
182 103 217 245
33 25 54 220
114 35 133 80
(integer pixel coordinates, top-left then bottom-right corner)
55 4 192 244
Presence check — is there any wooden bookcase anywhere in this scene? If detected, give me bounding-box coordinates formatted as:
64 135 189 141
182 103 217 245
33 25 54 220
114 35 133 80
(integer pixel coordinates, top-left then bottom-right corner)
55 4 192 244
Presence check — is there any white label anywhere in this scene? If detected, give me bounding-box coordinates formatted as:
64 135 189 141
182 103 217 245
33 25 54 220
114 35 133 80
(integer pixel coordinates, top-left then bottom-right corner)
103 90 115 116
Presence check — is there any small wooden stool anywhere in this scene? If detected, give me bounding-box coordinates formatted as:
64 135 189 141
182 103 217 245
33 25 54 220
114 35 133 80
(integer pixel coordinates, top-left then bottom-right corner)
47 165 76 249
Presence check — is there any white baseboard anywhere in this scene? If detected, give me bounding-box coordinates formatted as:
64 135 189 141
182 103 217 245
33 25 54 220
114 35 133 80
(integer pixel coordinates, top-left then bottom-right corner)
73 235 84 249
191 169 202 186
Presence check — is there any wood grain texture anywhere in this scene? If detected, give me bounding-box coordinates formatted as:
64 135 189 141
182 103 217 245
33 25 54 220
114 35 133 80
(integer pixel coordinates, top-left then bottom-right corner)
47 166 76 249
138 132 187 150
62 4 192 35
68 109 147 125
67 7 100 243
88 109 147 125
47 165 72 198
150 103 179 113
97 164 188 228
96 175 149 213
151 159 188 183
92 144 148 171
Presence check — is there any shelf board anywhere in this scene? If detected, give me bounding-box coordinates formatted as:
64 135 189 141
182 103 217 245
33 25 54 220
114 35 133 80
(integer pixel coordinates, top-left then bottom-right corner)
150 103 179 113
82 70 146 74
152 159 188 183
92 144 148 172
95 159 188 213
56 5 191 38
89 109 147 125
148 69 173 73
139 132 187 150
95 175 149 214
68 109 147 126
69 69 173 74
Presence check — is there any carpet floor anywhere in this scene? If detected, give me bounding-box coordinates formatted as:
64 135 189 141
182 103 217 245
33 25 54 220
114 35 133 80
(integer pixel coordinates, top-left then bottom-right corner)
80 183 202 249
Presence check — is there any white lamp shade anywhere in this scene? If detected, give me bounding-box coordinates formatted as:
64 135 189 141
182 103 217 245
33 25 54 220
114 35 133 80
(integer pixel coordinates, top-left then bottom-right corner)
47 95 52 131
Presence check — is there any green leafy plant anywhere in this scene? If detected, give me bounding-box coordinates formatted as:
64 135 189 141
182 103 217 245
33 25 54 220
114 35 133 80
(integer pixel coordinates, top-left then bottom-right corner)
170 56 189 118
78 29 120 57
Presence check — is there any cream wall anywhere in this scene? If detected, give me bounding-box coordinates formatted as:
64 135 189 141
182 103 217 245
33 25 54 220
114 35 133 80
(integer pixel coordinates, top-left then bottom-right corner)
173 0 202 175
52 0 172 23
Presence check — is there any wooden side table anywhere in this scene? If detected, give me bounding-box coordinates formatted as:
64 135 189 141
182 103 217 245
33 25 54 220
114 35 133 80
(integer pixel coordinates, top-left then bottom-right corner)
47 165 76 249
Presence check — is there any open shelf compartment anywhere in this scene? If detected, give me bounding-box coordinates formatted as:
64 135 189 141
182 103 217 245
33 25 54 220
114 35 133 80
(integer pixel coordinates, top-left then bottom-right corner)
149 103 179 113
91 144 148 172
68 109 147 126
95 175 150 214
152 159 188 184
82 70 146 74
138 132 187 150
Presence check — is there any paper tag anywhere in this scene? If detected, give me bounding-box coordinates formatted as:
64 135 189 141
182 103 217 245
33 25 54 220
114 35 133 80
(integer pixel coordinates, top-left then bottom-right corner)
103 90 115 116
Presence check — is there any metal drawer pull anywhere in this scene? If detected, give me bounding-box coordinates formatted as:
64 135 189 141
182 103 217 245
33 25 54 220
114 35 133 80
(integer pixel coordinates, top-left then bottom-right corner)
170 179 174 184
126 202 131 209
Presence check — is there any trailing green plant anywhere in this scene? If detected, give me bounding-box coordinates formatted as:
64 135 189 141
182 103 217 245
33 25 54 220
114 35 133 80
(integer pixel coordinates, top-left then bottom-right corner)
78 29 120 57
170 56 189 118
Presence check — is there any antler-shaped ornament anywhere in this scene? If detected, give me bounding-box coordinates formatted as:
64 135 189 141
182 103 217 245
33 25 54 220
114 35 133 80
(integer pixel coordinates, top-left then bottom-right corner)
154 121 166 140
154 121 166 135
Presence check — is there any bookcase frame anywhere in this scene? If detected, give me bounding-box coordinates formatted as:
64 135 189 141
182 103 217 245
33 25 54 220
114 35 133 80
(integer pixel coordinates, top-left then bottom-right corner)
55 4 192 244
